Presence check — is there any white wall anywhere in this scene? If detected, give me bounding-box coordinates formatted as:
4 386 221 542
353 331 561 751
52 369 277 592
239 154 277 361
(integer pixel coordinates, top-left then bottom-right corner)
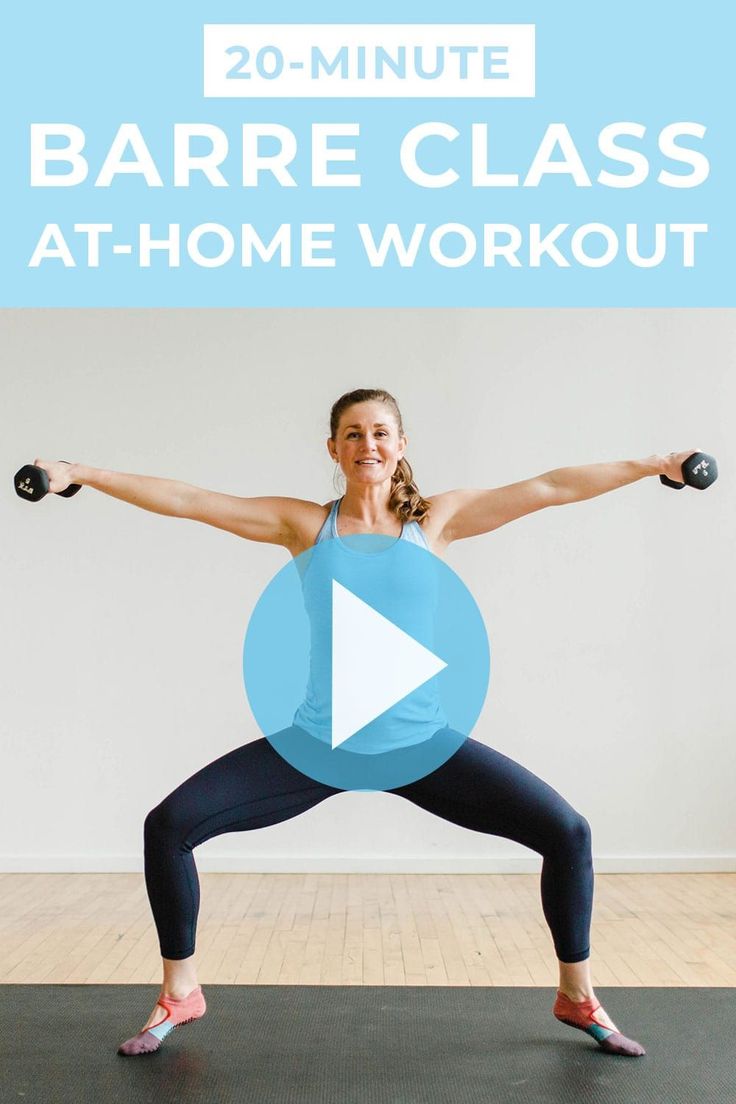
2 308 734 873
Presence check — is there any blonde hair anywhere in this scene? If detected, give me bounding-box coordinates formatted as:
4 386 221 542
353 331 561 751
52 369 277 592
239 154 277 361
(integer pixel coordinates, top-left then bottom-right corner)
329 389 431 524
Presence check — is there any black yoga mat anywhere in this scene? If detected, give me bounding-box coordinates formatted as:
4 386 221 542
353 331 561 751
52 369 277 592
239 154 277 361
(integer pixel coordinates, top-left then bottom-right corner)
2 985 734 1104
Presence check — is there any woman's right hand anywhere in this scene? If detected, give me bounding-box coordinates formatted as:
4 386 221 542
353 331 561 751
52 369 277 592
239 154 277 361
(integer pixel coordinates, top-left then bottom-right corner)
32 458 76 495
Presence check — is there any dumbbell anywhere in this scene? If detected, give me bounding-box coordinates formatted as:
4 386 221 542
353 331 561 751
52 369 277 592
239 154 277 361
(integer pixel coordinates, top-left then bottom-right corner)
14 462 82 502
659 451 717 490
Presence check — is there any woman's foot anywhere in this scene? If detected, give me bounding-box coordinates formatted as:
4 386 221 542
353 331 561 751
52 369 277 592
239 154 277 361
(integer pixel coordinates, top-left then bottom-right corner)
553 989 646 1056
117 985 206 1056
140 987 195 1032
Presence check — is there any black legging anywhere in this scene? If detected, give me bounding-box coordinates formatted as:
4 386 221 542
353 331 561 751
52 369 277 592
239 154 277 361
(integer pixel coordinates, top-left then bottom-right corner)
144 730 593 963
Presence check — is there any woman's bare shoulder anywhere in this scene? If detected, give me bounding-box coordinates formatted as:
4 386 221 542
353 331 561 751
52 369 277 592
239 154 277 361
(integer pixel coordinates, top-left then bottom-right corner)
417 493 457 555
284 497 333 555
420 492 458 527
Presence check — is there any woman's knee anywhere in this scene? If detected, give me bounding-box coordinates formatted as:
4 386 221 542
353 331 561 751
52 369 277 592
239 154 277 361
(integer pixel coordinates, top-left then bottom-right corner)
552 808 592 858
144 796 190 847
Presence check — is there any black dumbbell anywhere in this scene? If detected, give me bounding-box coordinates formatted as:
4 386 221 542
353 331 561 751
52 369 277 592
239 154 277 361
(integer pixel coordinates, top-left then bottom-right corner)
14 462 82 502
660 451 717 491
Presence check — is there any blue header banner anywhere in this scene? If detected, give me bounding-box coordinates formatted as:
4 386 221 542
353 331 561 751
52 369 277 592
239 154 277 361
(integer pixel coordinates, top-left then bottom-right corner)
2 2 732 306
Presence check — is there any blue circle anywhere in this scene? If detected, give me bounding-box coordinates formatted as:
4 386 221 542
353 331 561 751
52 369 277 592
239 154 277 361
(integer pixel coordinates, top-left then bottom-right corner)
243 534 490 791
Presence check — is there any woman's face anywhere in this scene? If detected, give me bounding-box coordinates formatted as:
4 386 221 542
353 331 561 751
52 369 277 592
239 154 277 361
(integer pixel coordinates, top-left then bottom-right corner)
329 401 407 485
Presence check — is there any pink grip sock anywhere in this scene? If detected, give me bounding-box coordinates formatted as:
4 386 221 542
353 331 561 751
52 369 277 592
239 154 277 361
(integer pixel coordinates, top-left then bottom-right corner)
117 985 207 1056
553 990 646 1056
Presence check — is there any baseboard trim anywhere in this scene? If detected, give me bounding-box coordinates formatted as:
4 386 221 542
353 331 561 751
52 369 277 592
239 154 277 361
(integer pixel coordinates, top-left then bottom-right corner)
1 854 734 874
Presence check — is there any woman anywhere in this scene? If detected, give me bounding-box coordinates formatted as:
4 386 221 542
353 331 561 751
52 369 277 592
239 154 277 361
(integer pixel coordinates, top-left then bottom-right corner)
36 387 690 1059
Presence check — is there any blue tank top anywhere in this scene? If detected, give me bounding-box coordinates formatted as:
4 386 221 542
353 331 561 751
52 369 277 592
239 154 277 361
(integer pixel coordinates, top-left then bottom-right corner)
292 498 448 753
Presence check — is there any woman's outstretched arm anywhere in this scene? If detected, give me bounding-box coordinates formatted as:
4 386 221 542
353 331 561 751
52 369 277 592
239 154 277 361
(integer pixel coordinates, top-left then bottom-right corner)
431 449 699 543
31 459 320 548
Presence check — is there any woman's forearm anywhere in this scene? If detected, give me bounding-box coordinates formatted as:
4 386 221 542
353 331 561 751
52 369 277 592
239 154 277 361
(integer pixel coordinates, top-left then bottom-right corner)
68 464 195 517
541 456 664 505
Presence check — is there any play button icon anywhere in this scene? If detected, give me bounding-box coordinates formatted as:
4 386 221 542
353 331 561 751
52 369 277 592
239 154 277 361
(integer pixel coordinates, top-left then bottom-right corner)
243 533 490 792
332 580 447 749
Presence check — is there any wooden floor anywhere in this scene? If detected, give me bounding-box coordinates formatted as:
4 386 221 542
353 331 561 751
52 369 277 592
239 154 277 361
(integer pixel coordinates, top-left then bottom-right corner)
1 872 734 986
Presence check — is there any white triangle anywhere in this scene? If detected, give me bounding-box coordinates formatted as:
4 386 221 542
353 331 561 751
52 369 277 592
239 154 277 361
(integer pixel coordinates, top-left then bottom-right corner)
331 580 447 750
